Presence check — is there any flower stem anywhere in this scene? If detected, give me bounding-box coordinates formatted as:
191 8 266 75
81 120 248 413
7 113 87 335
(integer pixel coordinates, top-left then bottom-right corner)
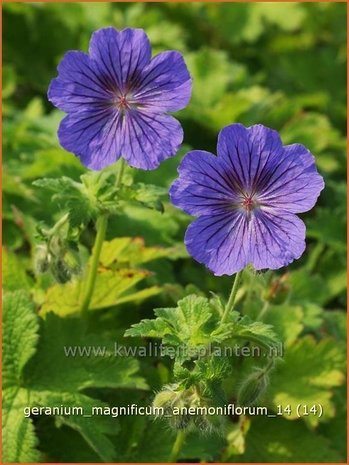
79 159 125 317
220 271 242 324
47 212 70 256
80 213 108 317
116 157 126 187
168 429 186 463
49 212 69 235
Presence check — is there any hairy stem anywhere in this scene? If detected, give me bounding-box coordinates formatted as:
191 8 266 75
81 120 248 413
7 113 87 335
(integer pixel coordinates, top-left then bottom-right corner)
220 271 242 324
79 159 125 316
168 429 186 463
49 212 70 235
46 212 70 256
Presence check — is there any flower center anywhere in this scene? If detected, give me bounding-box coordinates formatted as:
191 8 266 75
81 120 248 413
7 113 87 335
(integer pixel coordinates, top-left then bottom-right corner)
117 95 130 111
241 195 257 212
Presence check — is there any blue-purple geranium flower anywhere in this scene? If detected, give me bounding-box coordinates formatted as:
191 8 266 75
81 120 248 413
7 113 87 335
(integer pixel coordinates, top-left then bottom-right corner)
48 27 192 170
170 123 324 276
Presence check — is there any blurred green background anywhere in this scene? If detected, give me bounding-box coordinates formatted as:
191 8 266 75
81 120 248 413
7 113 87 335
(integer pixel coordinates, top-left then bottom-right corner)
3 2 347 463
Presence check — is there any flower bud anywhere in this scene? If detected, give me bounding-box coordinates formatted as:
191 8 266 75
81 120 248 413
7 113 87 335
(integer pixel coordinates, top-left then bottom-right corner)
51 258 72 284
63 249 81 276
153 384 182 410
153 389 178 410
34 245 50 273
237 368 269 407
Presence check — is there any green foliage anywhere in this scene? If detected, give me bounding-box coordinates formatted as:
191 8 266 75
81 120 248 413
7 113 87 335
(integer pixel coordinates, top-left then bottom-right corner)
38 235 182 316
232 416 342 462
40 265 160 316
126 294 279 360
120 182 167 213
126 295 214 356
33 165 167 230
3 292 147 462
3 293 39 390
126 293 281 429
268 336 345 426
3 1 346 462
220 315 280 352
99 236 186 268
2 248 32 292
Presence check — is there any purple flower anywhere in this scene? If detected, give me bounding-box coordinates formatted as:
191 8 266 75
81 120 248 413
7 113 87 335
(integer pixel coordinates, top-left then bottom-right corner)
170 124 324 276
48 27 192 170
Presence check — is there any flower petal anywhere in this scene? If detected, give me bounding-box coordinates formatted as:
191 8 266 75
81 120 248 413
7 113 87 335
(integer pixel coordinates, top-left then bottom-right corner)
185 211 250 276
257 144 325 213
122 110 183 170
132 51 192 112
170 150 241 216
48 51 113 113
217 123 284 193
217 124 324 213
58 109 123 169
249 209 306 270
88 27 151 92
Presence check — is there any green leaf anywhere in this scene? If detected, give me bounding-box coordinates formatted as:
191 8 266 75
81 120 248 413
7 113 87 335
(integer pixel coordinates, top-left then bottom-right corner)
307 207 346 251
34 416 104 462
108 203 185 247
232 416 343 462
99 236 186 268
249 3 306 37
224 417 251 457
183 49 250 131
282 113 345 154
25 313 147 391
203 3 305 46
32 391 119 462
125 294 226 366
2 292 41 461
186 48 245 107
18 147 84 181
59 411 116 462
301 303 323 332
2 249 32 292
323 310 346 343
126 295 214 354
115 414 225 462
318 387 347 459
33 176 95 227
33 165 125 228
288 269 328 305
3 64 17 99
268 336 345 426
41 267 160 316
219 314 280 352
124 317 169 339
3 166 37 201
3 292 39 388
3 291 147 463
262 304 304 347
120 182 167 212
3 220 24 249
3 388 41 463
156 295 213 343
194 357 232 385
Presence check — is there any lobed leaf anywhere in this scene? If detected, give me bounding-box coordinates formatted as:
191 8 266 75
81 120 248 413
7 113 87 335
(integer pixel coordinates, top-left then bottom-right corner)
41 267 160 316
3 292 147 462
99 236 186 268
126 294 214 354
268 336 345 426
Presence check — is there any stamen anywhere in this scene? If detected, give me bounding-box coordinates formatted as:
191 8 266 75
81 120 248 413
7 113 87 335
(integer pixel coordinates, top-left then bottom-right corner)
242 196 255 211
117 95 130 110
